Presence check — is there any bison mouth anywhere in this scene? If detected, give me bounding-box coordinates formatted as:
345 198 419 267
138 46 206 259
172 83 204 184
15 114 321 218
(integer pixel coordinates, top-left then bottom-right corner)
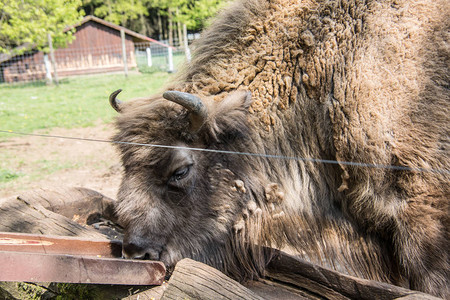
122 237 164 260
122 239 185 270
122 236 228 270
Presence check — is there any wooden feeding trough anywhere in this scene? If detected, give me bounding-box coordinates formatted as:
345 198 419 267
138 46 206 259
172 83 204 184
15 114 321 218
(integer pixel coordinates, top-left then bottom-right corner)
0 187 441 299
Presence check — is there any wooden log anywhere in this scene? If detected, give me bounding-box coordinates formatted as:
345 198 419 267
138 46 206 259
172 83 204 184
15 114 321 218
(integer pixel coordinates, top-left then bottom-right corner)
16 187 118 225
266 251 441 300
161 258 264 300
0 188 114 239
244 279 318 300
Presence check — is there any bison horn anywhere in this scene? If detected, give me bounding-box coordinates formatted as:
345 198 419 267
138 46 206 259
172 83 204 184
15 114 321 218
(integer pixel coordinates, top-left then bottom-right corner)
163 91 208 132
109 89 123 112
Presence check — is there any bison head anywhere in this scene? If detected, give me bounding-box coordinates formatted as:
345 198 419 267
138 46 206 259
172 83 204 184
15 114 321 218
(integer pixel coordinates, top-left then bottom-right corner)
110 89 268 278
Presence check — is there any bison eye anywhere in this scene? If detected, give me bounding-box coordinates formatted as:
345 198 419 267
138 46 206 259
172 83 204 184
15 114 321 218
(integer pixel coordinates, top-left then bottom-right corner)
170 164 192 182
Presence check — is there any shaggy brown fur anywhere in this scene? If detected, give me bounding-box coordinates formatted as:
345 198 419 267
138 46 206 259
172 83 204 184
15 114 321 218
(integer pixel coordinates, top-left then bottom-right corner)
113 0 449 297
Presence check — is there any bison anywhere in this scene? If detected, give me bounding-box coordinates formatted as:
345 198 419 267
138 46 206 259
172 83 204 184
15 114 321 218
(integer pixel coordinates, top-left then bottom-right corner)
110 0 449 297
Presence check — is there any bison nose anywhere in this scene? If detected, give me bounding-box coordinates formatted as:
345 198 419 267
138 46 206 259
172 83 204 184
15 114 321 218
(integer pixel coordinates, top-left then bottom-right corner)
122 240 160 260
122 241 146 259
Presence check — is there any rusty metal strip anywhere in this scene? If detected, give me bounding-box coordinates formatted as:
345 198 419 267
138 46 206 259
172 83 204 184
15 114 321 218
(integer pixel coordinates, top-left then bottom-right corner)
0 251 166 285
0 232 122 258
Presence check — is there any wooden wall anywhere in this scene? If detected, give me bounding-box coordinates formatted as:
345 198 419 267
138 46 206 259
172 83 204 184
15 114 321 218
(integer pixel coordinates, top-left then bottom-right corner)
1 21 142 83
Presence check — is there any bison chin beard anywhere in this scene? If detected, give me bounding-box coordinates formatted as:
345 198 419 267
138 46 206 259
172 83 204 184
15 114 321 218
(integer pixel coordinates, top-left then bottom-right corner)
153 237 234 275
157 231 273 282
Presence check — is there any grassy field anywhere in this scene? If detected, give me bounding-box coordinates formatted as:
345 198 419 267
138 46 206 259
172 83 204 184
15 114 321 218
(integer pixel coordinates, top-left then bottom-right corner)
0 71 175 187
0 71 174 139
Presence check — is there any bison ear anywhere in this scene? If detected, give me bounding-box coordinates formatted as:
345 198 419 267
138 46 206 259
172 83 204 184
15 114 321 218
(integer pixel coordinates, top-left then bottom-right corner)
208 90 252 140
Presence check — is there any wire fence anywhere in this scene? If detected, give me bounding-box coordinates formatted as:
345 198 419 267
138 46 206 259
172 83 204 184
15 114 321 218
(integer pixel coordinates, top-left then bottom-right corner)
1 130 449 175
0 41 188 85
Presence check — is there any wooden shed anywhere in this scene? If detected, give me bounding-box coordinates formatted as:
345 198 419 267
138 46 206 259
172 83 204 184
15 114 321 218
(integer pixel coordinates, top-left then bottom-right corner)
0 16 167 83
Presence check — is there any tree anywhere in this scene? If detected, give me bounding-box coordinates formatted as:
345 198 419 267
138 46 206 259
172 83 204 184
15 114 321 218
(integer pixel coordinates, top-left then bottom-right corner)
92 0 148 27
149 0 230 45
0 0 85 54
176 0 230 30
80 0 231 43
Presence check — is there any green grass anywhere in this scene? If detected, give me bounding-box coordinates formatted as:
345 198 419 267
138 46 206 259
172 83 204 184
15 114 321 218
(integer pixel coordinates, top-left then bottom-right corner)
136 52 187 73
0 71 174 139
0 168 21 183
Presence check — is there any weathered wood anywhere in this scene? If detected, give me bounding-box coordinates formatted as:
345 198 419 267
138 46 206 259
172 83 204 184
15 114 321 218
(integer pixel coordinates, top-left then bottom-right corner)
0 232 122 258
0 188 113 239
394 295 441 300
266 251 442 300
127 283 168 300
0 187 442 299
161 258 264 300
16 187 118 225
0 251 166 285
244 279 318 300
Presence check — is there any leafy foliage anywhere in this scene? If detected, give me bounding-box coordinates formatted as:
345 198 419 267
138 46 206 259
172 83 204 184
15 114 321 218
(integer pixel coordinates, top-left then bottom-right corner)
83 0 231 34
89 0 148 26
0 0 230 54
0 0 85 54
176 0 231 29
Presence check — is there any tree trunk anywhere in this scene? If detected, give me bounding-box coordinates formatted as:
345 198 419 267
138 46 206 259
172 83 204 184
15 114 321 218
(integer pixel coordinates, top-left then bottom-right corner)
157 12 163 40
176 8 183 47
139 13 146 35
47 33 58 85
183 23 191 62
168 8 173 47
106 0 112 17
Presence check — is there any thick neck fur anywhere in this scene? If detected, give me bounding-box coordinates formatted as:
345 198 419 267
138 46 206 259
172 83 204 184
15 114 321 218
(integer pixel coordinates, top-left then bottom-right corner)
207 114 398 283
168 0 392 280
165 0 449 295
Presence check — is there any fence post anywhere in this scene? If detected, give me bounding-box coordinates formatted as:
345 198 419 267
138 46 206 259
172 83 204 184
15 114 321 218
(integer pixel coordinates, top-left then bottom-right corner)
47 33 59 85
120 29 128 77
168 47 174 73
146 47 152 67
44 54 52 84
183 24 191 63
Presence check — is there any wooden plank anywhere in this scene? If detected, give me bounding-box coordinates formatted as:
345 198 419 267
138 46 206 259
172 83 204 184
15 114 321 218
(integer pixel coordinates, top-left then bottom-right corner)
0 251 165 285
0 232 121 258
161 258 264 300
266 251 441 300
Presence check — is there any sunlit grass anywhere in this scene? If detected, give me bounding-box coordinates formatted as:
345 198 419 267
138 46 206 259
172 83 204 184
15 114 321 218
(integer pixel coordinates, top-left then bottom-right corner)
0 71 174 139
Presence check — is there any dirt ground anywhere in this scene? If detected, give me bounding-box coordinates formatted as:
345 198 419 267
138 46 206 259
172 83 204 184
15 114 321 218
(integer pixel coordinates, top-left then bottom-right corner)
0 122 122 200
